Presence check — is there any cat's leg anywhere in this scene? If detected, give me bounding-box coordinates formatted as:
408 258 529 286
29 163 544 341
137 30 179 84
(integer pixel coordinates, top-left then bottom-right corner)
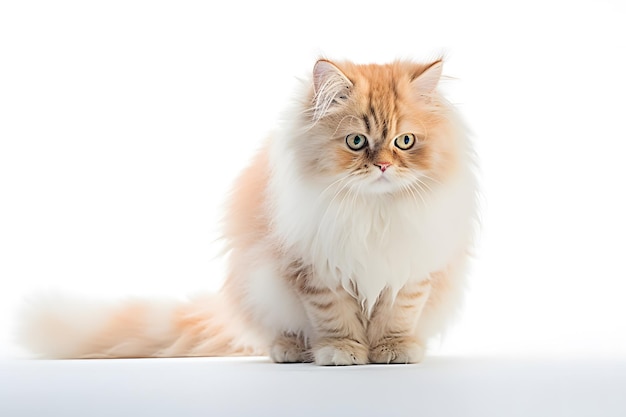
269 332 311 363
367 279 432 364
296 280 369 366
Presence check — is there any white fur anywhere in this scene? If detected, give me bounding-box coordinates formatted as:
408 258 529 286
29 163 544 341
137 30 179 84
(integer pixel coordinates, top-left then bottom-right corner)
267 115 476 316
240 245 310 336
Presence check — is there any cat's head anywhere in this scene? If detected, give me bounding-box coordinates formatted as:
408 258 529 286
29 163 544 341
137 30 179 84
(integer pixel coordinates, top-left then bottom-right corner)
292 59 463 196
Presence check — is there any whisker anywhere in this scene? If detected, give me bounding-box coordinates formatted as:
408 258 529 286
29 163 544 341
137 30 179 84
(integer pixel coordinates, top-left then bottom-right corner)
402 183 421 208
315 174 353 203
414 177 434 194
313 176 359 248
334 177 359 226
408 183 428 208
418 173 442 186
412 182 431 209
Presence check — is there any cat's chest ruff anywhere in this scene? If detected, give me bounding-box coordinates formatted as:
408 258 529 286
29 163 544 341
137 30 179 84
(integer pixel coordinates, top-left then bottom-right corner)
311 199 422 293
270 186 432 308
269 166 474 307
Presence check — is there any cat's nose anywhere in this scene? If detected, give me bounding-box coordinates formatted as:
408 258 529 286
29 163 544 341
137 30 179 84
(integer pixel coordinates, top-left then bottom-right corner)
374 162 392 172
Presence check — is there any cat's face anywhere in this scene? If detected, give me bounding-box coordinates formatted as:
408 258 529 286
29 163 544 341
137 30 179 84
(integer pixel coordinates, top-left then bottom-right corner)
295 60 459 196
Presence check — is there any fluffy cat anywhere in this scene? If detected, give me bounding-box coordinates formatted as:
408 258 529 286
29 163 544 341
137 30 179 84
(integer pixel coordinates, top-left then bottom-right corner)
19 58 478 365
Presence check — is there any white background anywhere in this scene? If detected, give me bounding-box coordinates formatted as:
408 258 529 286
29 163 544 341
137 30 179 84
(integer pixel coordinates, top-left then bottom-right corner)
1 0 625 359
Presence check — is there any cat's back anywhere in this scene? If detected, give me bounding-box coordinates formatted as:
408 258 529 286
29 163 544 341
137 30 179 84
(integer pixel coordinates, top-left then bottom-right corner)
221 142 272 251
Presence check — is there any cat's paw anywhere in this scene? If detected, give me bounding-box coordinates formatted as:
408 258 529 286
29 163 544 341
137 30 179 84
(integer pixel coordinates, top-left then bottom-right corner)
270 333 310 363
369 337 424 364
313 338 369 366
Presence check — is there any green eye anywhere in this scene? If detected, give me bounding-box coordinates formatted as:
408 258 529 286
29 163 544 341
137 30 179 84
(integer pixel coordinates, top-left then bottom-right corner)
394 133 416 150
346 133 368 151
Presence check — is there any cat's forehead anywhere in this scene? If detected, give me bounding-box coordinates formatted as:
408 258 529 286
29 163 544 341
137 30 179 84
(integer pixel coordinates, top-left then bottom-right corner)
349 65 404 98
348 66 410 141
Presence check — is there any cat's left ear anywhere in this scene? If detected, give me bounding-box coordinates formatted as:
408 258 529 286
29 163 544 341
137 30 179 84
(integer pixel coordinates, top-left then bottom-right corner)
411 60 443 95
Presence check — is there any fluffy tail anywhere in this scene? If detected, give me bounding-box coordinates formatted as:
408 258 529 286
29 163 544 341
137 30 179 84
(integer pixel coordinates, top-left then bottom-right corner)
17 292 264 359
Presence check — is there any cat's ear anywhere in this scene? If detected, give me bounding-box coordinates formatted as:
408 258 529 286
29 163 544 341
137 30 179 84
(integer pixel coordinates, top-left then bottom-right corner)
411 60 443 95
313 60 353 95
312 60 353 121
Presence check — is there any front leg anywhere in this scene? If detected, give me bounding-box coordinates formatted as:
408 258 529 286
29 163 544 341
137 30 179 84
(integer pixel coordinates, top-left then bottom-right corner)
296 279 369 366
367 279 432 364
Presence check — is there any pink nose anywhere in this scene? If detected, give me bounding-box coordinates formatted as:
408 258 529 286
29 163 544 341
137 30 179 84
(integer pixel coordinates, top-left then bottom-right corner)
375 162 391 172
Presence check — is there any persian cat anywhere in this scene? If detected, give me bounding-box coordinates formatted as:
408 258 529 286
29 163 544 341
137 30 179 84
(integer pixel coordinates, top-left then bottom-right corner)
19 58 478 365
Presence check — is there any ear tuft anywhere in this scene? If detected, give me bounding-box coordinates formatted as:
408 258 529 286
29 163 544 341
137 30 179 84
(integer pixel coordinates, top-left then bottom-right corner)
312 60 353 122
412 60 443 95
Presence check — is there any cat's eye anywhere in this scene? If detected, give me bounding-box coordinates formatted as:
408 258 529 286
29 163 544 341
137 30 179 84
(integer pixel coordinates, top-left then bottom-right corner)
394 133 416 150
346 133 368 151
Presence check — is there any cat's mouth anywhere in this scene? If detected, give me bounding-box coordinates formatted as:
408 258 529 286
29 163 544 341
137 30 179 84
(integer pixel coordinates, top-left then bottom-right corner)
375 175 392 185
358 171 403 194
373 170 394 183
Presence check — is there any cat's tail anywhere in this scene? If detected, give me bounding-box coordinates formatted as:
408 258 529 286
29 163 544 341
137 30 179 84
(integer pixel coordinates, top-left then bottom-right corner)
17 292 265 359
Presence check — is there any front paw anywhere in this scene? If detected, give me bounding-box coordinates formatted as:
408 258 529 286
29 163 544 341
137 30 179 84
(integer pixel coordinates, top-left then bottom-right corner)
313 337 369 366
369 337 424 364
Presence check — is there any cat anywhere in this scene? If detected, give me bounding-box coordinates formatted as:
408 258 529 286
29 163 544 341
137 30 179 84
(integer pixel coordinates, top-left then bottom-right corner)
18 58 478 365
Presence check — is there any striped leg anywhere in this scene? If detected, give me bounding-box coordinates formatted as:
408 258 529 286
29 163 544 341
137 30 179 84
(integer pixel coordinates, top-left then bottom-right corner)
367 279 432 364
297 280 369 366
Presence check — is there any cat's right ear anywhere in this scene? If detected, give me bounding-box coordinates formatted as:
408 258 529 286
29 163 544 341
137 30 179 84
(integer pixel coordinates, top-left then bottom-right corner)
313 60 352 95
312 60 353 121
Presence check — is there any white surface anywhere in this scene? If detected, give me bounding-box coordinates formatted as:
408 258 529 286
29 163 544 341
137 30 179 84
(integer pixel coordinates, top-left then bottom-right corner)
2 356 625 417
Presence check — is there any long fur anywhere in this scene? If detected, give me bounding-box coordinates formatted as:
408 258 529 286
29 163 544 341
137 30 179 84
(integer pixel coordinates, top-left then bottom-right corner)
18 58 478 365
